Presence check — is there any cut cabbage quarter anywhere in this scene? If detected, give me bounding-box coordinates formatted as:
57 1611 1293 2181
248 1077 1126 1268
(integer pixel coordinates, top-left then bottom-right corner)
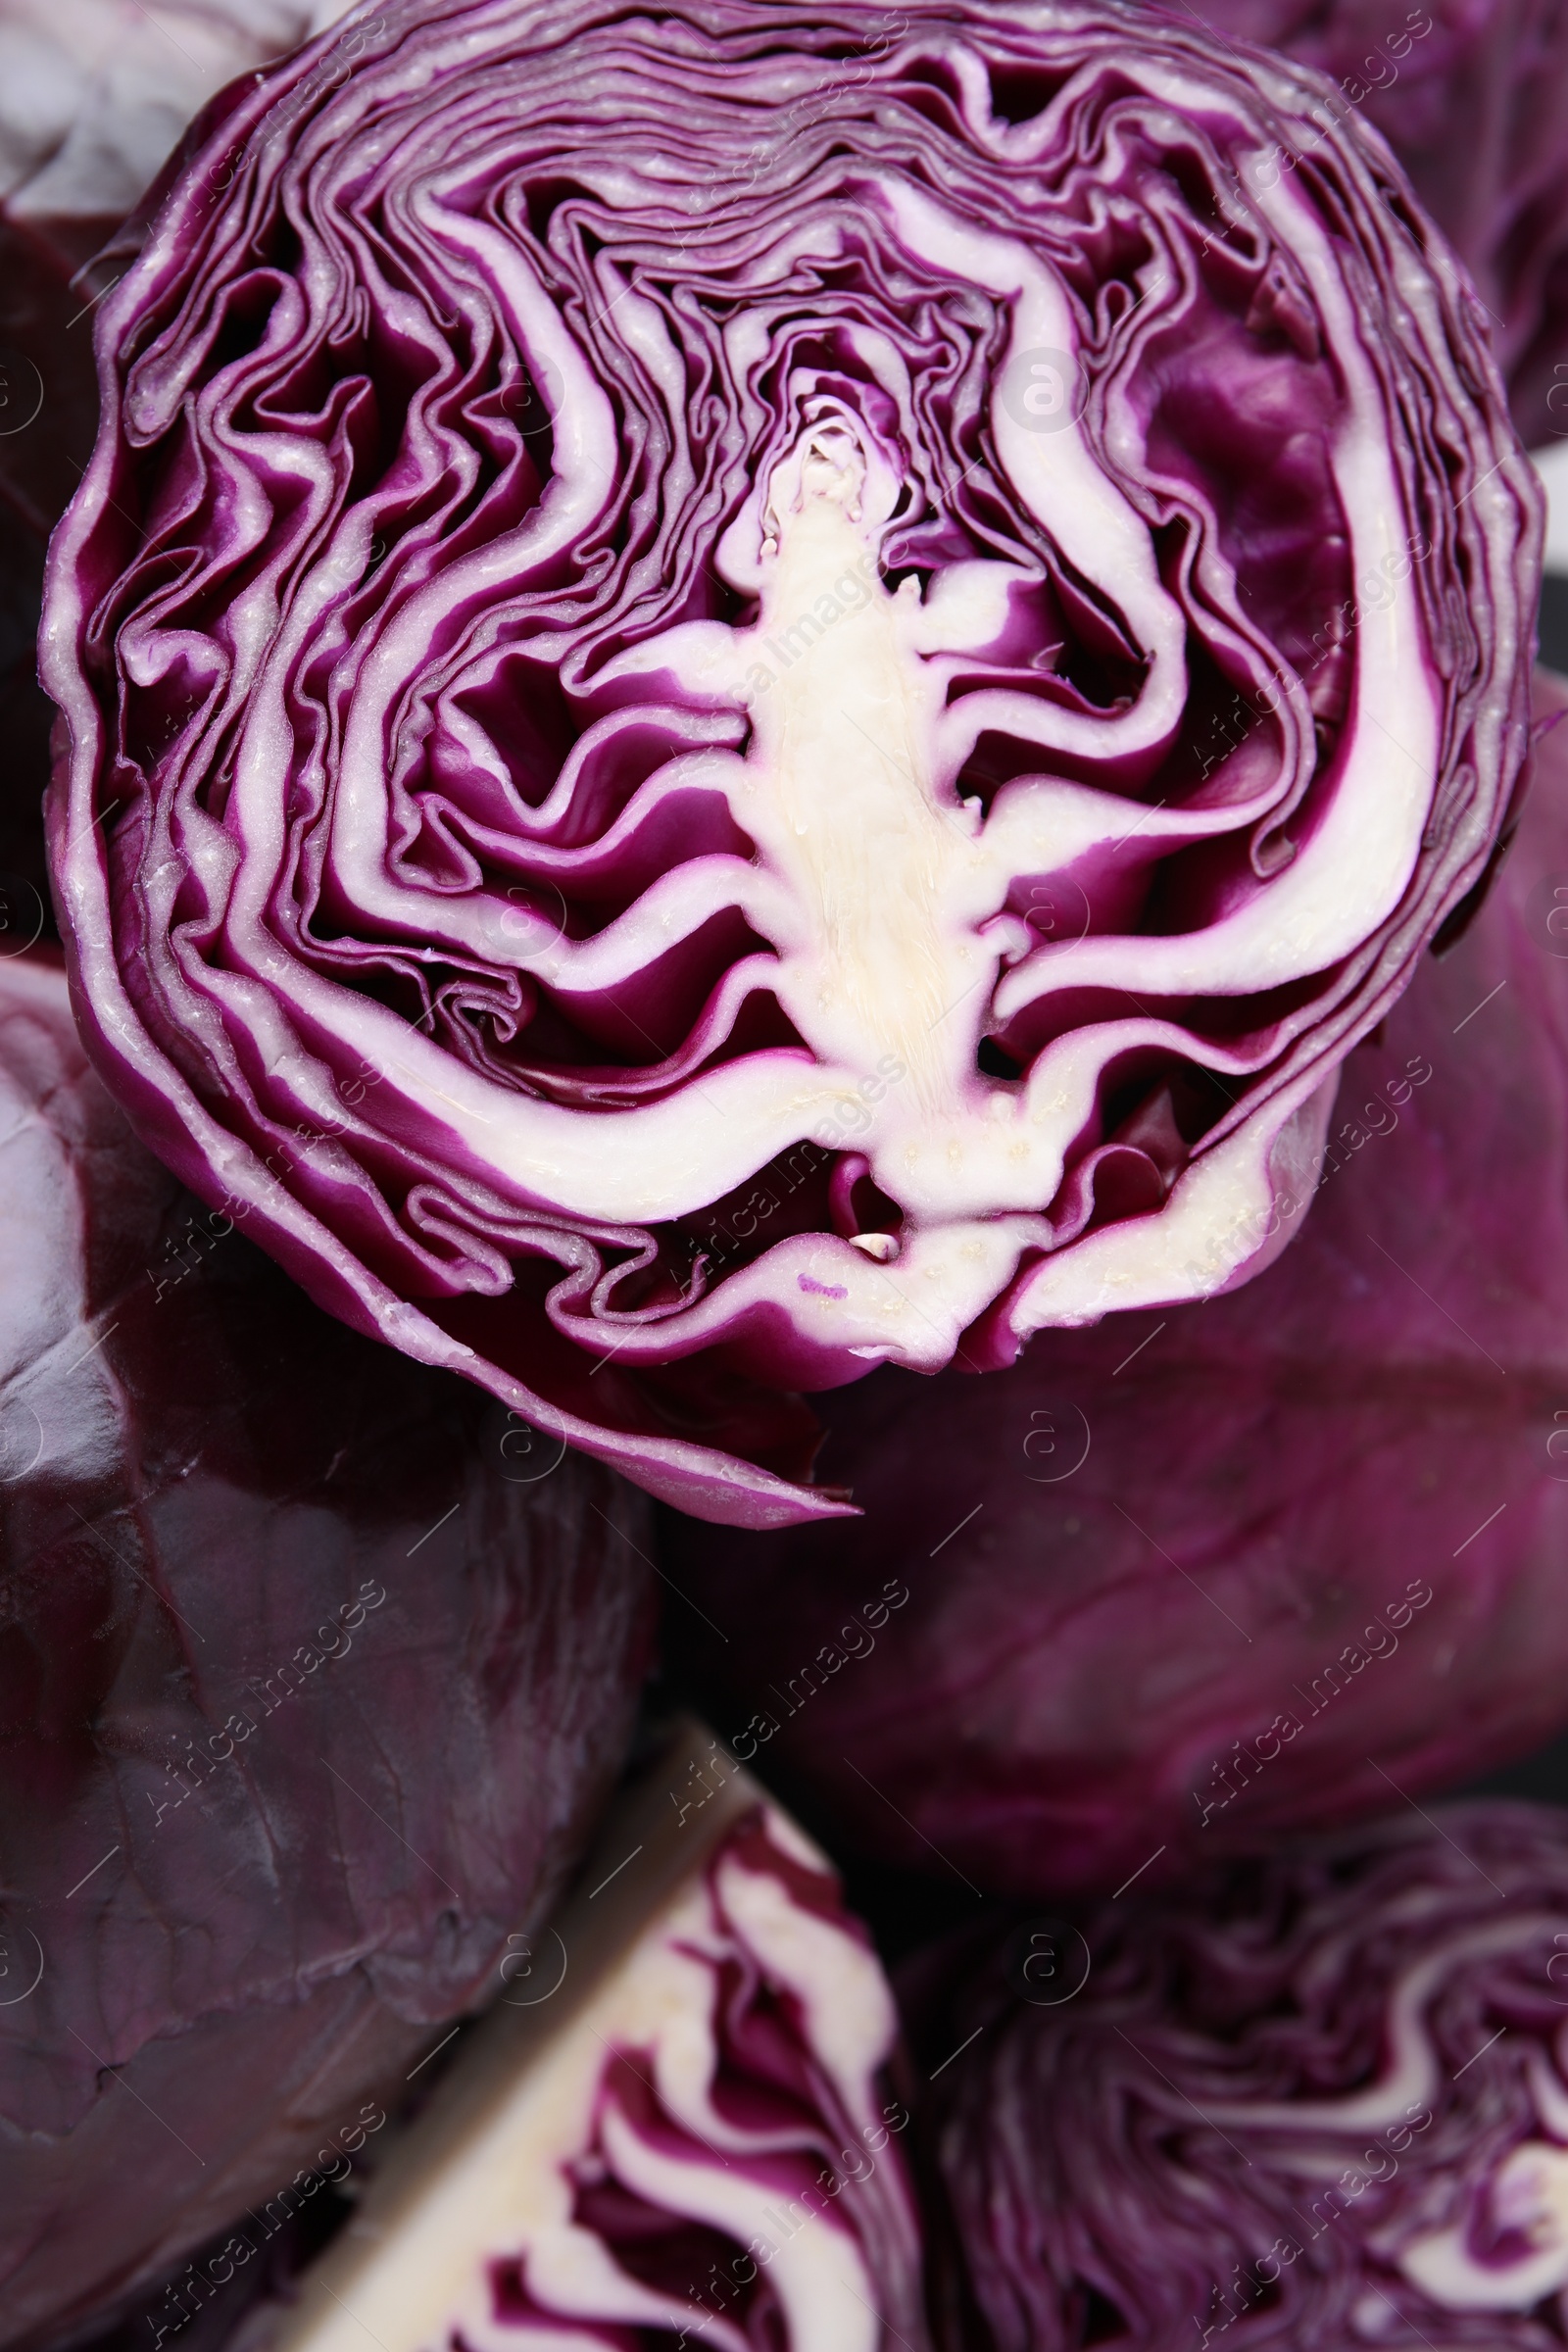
266 1722 928 2352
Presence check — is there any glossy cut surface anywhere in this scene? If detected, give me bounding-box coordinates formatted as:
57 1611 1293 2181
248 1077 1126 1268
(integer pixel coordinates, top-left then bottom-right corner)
42 0 1539 1522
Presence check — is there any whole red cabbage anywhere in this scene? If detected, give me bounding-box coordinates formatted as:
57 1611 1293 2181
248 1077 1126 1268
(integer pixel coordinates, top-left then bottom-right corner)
1175 0 1568 447
909 1800 1568 2350
40 0 1540 1526
0 951 655 2351
661 671 1568 1896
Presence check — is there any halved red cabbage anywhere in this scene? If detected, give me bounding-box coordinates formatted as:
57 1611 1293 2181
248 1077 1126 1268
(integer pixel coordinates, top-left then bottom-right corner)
42 0 1541 1526
910 1800 1568 2350
660 670 1568 1895
264 1726 928 2352
0 950 655 2351
1180 0 1568 446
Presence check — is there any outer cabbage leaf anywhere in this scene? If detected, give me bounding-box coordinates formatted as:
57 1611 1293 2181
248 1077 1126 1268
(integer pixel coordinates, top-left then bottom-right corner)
908 1800 1568 2350
0 952 656 2351
43 0 1540 1525
660 671 1568 1894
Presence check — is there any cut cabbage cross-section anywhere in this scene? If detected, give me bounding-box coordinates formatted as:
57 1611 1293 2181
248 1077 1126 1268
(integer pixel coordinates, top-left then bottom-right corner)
915 1801 1568 2350
266 1721 929 2352
42 0 1543 1522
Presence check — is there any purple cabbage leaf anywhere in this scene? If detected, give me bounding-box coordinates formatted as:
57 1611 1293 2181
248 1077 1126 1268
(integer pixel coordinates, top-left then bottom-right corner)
0 0 356 975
